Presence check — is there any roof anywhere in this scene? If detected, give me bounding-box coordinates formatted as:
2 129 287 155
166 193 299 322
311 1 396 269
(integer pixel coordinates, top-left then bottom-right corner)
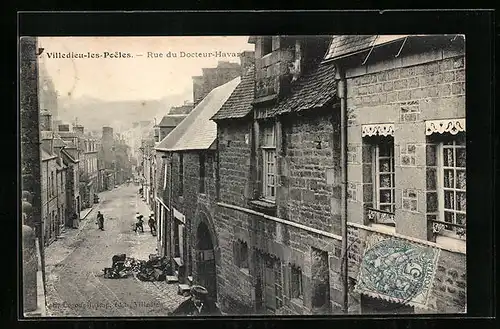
57 131 78 138
61 148 78 163
53 134 66 148
155 77 241 152
41 149 57 161
273 62 338 115
158 115 187 127
323 35 409 61
211 65 255 121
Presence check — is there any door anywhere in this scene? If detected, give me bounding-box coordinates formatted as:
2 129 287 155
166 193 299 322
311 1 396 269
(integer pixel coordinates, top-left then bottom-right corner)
264 263 277 313
197 249 216 300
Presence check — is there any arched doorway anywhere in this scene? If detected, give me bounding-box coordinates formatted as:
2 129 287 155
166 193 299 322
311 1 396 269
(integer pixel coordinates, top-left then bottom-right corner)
195 221 217 301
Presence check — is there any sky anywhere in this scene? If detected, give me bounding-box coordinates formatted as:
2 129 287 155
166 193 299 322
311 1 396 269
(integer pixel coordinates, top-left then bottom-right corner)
38 36 255 103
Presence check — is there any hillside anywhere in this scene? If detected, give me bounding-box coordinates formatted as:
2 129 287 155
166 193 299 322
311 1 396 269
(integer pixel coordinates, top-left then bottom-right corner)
57 91 192 132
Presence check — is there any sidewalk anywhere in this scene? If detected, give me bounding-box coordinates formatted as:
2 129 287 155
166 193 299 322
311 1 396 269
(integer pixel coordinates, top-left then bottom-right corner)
129 194 190 310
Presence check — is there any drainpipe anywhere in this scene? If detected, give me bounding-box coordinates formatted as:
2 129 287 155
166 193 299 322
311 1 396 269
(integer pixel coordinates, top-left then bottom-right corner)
337 64 349 314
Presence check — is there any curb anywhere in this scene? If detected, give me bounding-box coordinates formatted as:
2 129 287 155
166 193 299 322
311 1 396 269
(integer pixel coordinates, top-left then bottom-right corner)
81 205 97 220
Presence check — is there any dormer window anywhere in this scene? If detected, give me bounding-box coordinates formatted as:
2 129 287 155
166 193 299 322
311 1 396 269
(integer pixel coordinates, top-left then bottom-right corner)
262 37 272 57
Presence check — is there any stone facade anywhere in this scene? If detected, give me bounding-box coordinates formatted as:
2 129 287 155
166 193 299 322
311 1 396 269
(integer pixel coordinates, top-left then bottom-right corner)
339 36 466 313
41 152 61 246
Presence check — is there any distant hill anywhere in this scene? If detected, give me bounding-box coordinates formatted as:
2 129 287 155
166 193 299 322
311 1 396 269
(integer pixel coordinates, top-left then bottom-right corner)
57 91 192 132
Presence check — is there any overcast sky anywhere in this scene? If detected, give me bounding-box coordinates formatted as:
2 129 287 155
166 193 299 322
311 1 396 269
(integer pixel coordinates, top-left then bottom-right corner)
38 36 254 103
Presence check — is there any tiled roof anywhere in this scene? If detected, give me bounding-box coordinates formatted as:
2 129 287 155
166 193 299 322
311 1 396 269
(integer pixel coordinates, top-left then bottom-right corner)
158 115 187 127
155 77 241 152
324 35 409 61
212 65 255 121
273 62 338 115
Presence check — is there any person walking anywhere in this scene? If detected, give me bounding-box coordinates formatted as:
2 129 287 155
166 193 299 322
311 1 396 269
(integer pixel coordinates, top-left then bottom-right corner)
148 212 156 235
96 211 104 231
134 212 144 233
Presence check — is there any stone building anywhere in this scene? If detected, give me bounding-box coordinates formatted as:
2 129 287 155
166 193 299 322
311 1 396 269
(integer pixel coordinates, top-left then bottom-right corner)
40 110 68 246
56 124 82 214
155 77 241 298
211 36 340 315
323 35 466 314
192 61 242 106
73 125 98 209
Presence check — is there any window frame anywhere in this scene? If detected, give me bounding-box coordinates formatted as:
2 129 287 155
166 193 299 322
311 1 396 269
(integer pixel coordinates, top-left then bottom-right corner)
273 260 284 309
162 161 168 190
290 264 304 302
372 140 396 214
261 123 277 202
261 37 273 57
436 136 466 239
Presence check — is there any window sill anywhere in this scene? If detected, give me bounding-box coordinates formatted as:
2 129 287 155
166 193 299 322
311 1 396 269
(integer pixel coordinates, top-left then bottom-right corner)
370 223 396 235
248 199 277 216
435 235 466 254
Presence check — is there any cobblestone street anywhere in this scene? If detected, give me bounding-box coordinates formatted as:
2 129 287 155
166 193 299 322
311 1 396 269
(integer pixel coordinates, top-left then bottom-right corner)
44 184 189 317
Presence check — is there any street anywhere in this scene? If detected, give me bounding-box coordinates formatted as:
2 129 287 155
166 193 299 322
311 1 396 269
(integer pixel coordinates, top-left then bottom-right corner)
44 184 188 317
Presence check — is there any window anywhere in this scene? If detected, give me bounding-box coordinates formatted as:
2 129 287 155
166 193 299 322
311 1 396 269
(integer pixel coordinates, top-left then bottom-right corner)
262 37 272 57
439 135 466 235
290 265 303 301
373 139 396 213
199 153 206 194
261 123 277 201
234 240 249 269
51 171 55 197
162 162 168 190
179 153 184 196
273 260 284 309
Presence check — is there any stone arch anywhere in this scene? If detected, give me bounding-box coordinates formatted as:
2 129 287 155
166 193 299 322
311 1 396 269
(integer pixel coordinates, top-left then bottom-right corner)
192 204 220 301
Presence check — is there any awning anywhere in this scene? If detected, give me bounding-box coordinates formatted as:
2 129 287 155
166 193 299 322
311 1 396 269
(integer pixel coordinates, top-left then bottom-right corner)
425 118 465 136
361 123 395 137
354 233 441 309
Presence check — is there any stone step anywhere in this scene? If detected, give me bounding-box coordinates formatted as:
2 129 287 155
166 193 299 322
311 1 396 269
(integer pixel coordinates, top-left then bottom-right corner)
166 275 179 283
178 283 191 296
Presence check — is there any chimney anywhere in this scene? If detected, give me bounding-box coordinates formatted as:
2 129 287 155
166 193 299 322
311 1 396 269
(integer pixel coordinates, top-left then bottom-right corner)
73 125 84 134
39 109 53 131
58 124 70 132
239 51 255 76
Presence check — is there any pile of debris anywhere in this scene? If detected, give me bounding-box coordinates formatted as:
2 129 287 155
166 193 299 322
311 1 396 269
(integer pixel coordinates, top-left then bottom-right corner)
102 253 173 281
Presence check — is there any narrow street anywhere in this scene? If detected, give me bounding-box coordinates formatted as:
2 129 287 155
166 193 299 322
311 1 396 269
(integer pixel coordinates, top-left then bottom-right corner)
44 184 188 317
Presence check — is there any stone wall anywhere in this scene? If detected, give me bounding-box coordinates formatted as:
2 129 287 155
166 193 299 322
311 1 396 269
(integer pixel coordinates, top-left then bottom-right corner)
346 225 466 313
281 110 342 234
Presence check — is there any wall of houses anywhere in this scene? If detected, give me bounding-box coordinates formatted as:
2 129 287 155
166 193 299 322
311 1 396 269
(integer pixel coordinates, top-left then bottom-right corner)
41 157 60 246
215 116 345 315
343 43 466 313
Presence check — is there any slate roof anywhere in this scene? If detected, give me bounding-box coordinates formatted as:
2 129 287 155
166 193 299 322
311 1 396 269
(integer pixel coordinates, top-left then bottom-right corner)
324 35 409 61
211 65 255 121
155 77 241 152
273 62 338 115
158 115 187 127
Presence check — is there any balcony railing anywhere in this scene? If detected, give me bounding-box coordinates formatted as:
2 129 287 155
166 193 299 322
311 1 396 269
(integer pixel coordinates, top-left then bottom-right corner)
366 207 395 225
428 217 466 238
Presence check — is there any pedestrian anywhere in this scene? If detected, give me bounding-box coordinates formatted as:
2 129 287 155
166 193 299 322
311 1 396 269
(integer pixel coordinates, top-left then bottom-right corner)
134 212 144 233
96 211 104 231
148 212 156 235
71 212 79 229
169 285 221 316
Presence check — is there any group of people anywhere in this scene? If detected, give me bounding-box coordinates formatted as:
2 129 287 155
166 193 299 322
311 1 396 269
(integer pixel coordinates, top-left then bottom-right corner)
134 212 156 235
94 211 156 235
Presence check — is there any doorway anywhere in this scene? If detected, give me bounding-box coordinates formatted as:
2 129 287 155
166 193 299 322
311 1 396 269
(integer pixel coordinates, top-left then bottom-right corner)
196 221 217 301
